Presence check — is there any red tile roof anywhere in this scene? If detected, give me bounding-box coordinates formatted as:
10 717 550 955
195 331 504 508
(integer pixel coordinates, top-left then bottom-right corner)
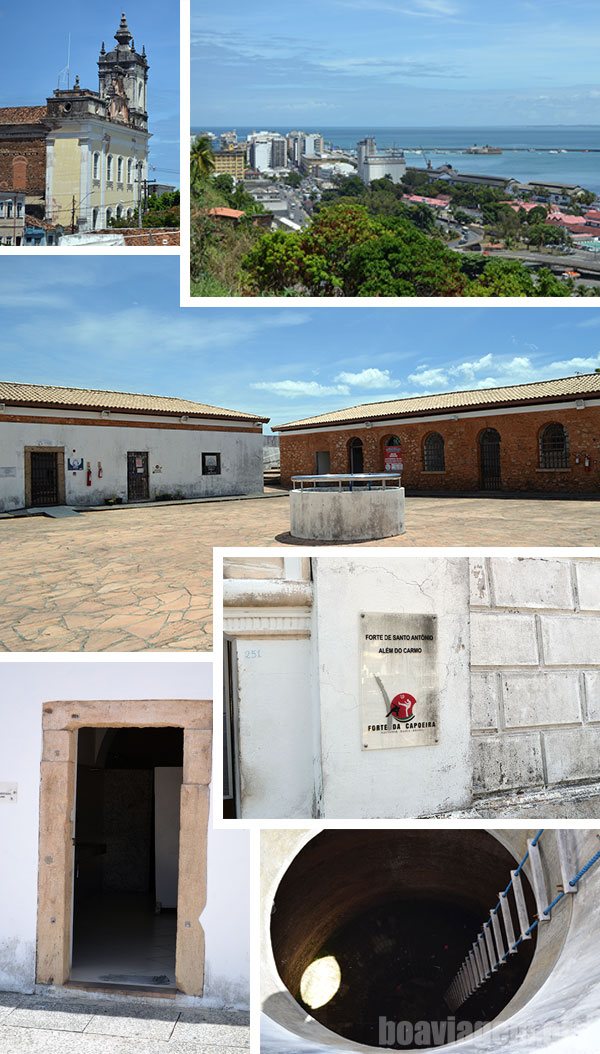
206 207 245 219
0 106 48 125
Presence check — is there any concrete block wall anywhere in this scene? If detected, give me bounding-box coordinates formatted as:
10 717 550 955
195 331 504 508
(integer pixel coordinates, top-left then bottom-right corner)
470 557 600 796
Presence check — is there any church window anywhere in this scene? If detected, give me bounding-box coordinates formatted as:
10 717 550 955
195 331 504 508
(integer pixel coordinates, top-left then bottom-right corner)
93 152 100 180
107 155 113 181
117 157 124 183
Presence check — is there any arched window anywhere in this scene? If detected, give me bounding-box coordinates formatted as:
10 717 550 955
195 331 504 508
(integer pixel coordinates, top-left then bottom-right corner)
116 205 123 219
127 158 133 184
540 423 569 469
106 207 113 225
92 208 99 229
117 156 123 183
423 432 445 472
92 152 100 180
106 154 113 181
348 437 364 474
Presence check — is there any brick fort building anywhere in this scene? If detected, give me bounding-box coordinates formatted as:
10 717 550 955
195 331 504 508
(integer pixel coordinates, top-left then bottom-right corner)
273 373 600 495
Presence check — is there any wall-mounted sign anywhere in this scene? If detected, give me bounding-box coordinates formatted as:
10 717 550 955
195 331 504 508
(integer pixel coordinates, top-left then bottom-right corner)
0 467 16 478
0 783 17 803
360 612 438 750
67 458 84 471
384 446 403 473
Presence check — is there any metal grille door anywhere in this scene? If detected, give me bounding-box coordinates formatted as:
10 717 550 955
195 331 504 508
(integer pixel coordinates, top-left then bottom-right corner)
349 439 364 473
480 429 502 490
127 451 150 501
30 452 59 506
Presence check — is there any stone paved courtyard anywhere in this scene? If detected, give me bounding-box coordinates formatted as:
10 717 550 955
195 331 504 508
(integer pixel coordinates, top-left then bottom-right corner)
1 492 598 652
0 992 249 1053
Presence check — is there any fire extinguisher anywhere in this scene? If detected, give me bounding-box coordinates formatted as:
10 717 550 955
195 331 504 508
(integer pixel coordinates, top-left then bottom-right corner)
98 461 103 479
86 462 92 487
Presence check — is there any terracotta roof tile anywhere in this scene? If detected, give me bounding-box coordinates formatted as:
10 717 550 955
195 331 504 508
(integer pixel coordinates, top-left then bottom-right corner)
0 381 268 423
0 106 48 125
274 374 600 431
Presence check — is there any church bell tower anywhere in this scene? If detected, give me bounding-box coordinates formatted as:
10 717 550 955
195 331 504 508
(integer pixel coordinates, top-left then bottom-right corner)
97 12 149 131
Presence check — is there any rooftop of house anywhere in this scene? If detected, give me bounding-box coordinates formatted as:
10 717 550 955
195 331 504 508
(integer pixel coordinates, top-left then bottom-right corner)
0 381 269 423
273 373 600 431
0 106 48 126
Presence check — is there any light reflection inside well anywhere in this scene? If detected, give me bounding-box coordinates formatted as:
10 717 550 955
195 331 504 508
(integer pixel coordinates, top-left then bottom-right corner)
300 956 342 1010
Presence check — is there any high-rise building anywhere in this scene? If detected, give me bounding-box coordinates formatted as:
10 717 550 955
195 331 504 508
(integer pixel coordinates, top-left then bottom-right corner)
213 148 247 178
247 132 288 172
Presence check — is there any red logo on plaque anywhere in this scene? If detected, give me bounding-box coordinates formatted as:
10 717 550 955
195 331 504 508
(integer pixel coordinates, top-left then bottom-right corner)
387 693 416 722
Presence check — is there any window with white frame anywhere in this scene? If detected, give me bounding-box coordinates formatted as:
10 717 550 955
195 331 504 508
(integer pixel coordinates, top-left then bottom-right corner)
93 152 100 179
107 155 113 181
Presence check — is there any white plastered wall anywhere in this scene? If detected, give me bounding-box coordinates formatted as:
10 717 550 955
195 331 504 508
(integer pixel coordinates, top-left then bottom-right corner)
224 554 600 820
0 416 264 510
0 662 249 1007
313 557 471 818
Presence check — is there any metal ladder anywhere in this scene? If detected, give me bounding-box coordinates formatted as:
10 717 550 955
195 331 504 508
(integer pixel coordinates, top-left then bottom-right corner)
445 830 600 1013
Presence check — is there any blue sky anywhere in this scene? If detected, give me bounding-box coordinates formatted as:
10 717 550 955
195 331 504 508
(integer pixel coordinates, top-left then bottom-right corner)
192 0 600 127
1 257 600 431
1 2 179 185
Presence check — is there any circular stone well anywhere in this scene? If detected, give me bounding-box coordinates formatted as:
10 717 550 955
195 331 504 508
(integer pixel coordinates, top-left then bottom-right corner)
269 830 538 1050
290 474 405 542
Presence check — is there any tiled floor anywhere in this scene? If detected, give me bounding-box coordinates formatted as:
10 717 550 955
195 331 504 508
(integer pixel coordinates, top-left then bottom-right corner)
0 994 249 1052
1 492 598 652
71 895 176 989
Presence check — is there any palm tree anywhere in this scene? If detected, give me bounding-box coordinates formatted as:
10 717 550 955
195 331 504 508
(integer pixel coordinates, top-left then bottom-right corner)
190 136 215 191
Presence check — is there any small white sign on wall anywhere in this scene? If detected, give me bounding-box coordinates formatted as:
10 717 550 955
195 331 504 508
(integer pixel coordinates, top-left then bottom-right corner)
0 783 17 803
361 612 439 750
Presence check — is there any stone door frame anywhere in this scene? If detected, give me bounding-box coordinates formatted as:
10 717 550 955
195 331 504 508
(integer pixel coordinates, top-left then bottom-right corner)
24 446 66 507
36 699 212 996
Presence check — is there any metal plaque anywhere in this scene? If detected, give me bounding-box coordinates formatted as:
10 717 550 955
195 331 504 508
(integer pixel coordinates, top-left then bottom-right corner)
0 783 17 803
360 612 438 750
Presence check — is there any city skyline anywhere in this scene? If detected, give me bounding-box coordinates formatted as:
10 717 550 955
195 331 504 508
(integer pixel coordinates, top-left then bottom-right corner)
2 258 600 430
2 1 179 186
192 0 599 128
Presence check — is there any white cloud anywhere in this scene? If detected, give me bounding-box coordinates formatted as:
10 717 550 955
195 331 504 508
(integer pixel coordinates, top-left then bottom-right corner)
547 355 600 373
407 367 449 388
334 367 401 389
251 380 350 398
2 309 310 362
336 0 459 16
450 354 493 379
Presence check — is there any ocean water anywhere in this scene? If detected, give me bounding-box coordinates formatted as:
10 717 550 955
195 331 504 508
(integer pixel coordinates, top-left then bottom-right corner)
196 125 600 195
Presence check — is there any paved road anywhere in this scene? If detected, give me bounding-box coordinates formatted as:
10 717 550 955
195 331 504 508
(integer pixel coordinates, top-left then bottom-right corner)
0 992 248 1053
453 244 600 280
1 494 598 653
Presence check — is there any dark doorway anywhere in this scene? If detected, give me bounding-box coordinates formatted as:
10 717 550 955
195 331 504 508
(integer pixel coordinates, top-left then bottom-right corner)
348 438 364 474
127 451 150 502
223 638 239 819
315 451 331 475
71 727 183 990
479 429 502 490
30 451 59 506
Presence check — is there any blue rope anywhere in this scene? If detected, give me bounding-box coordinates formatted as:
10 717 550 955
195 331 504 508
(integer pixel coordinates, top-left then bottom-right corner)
452 835 600 1001
569 849 600 886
